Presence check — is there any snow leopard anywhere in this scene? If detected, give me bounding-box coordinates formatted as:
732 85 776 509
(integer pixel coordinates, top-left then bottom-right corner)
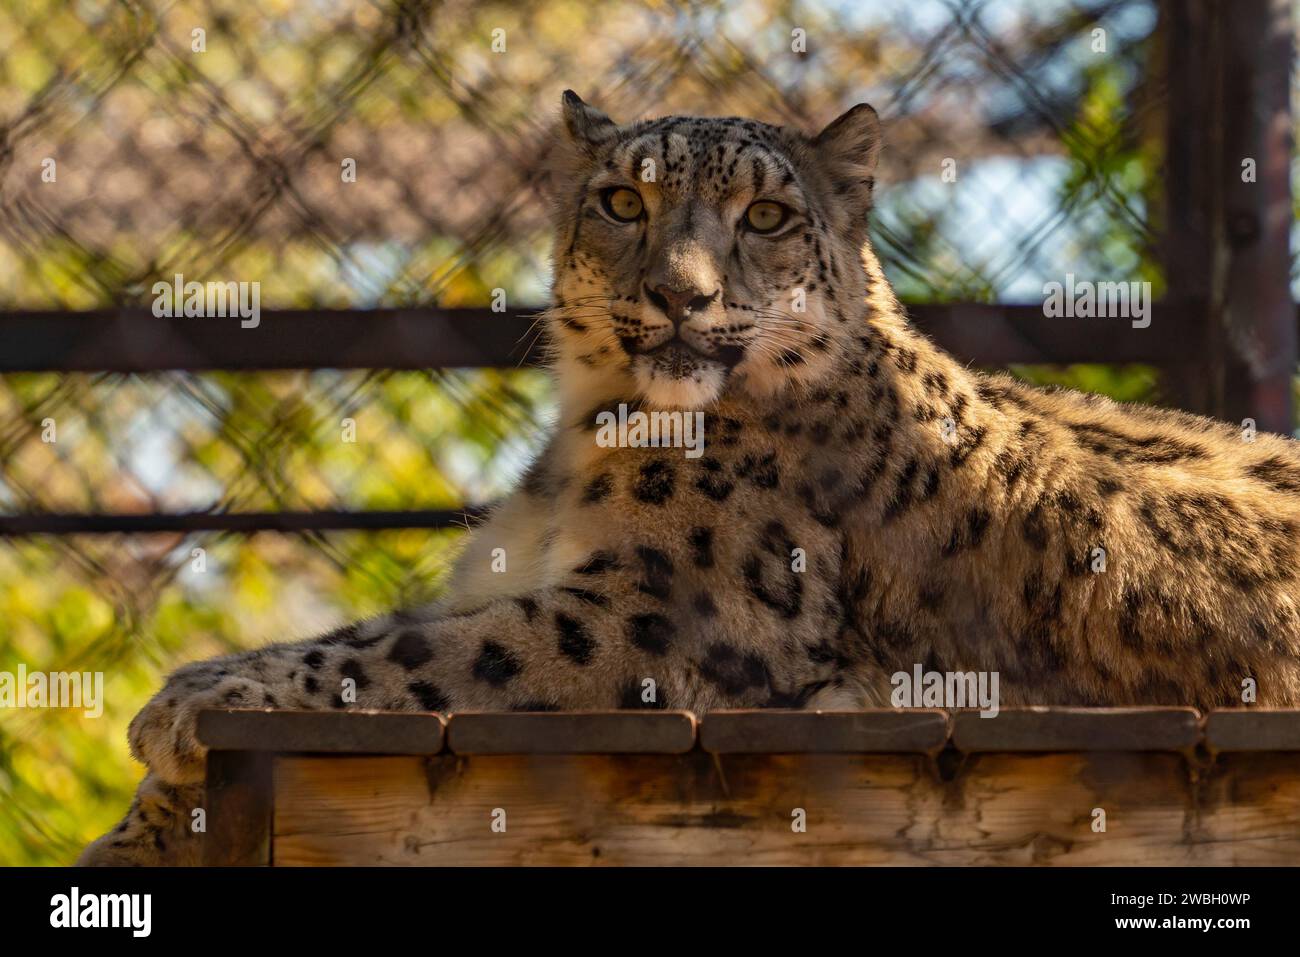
79 91 1300 865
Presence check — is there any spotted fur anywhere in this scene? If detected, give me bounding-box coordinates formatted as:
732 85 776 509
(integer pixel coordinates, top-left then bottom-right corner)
82 93 1300 864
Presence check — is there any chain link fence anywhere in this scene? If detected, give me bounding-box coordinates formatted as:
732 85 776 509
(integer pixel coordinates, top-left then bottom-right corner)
0 0 1209 863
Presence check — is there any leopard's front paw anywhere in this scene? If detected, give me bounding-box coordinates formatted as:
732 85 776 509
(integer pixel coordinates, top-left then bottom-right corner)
78 826 197 867
129 665 271 784
78 776 203 866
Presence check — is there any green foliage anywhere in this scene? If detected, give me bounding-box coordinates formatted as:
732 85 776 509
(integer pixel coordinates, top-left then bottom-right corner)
0 368 546 865
1008 364 1160 404
0 527 469 866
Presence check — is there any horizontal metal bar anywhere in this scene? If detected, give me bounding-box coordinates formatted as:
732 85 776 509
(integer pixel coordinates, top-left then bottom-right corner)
0 508 489 536
907 302 1196 365
0 300 1215 537
0 308 541 372
0 302 1204 373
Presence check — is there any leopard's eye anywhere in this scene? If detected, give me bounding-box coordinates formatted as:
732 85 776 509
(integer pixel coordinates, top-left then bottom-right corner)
601 187 644 222
745 201 788 234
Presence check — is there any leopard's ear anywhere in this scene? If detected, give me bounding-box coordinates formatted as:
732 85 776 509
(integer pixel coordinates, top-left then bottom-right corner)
544 91 618 207
812 103 882 211
561 90 618 155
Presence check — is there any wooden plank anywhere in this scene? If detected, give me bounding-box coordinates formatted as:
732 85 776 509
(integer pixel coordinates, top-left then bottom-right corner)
1195 753 1300 863
951 707 1201 752
272 752 928 865
447 711 697 754
945 753 1195 865
1159 0 1217 418
270 750 1239 866
196 709 446 754
1206 709 1300 752
1216 0 1295 432
1159 0 1295 430
202 750 273 866
700 709 948 753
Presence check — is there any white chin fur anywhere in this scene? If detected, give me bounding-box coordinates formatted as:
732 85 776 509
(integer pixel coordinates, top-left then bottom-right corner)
634 358 727 409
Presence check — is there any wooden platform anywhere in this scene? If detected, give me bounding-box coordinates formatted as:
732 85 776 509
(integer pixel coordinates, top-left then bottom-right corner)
195 707 1300 866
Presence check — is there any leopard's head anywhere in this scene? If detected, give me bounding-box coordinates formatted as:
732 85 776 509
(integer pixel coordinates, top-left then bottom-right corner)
547 91 882 410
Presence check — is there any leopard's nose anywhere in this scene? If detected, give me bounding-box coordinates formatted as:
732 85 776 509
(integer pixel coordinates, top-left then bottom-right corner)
646 284 718 326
